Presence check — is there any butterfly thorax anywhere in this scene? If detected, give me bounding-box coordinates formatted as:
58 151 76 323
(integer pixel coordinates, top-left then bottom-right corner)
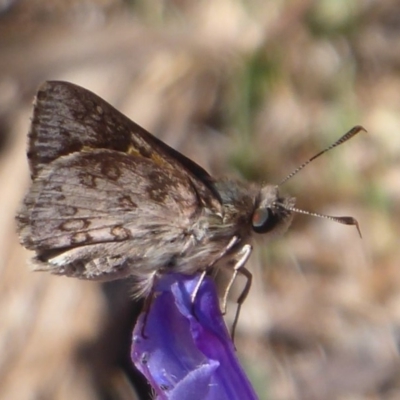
212 178 259 237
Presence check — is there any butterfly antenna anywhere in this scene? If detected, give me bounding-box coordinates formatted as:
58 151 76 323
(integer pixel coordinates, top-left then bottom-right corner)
278 125 367 186
277 125 366 237
282 205 362 238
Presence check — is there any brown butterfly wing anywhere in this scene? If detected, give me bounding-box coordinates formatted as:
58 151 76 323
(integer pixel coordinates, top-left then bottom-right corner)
17 81 223 288
28 81 221 211
17 148 202 287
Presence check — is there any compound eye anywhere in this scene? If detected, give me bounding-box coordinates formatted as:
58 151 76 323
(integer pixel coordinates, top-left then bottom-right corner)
252 208 279 234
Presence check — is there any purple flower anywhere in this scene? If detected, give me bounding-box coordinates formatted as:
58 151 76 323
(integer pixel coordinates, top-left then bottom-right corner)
131 273 258 400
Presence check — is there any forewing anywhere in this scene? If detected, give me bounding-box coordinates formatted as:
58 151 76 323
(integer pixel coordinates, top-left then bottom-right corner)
17 149 200 282
28 81 221 212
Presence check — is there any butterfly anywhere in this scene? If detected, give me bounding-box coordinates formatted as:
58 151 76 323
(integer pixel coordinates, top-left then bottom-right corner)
16 81 363 325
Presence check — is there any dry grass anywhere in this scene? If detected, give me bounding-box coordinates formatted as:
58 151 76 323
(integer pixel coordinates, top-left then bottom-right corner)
1 1 399 399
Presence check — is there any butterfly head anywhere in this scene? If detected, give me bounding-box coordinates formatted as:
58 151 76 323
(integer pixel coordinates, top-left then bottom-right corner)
251 185 295 237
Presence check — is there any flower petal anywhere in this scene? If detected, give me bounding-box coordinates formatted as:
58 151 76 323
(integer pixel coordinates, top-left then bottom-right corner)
131 273 258 400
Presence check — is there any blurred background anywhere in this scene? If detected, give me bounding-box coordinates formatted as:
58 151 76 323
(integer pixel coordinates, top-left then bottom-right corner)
1 1 399 399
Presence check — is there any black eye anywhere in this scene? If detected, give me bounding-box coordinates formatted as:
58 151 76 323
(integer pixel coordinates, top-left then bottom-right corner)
252 208 280 234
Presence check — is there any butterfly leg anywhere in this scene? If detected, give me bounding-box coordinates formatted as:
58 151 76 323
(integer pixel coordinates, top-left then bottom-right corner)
221 244 253 339
230 264 252 340
140 281 157 339
190 235 240 304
